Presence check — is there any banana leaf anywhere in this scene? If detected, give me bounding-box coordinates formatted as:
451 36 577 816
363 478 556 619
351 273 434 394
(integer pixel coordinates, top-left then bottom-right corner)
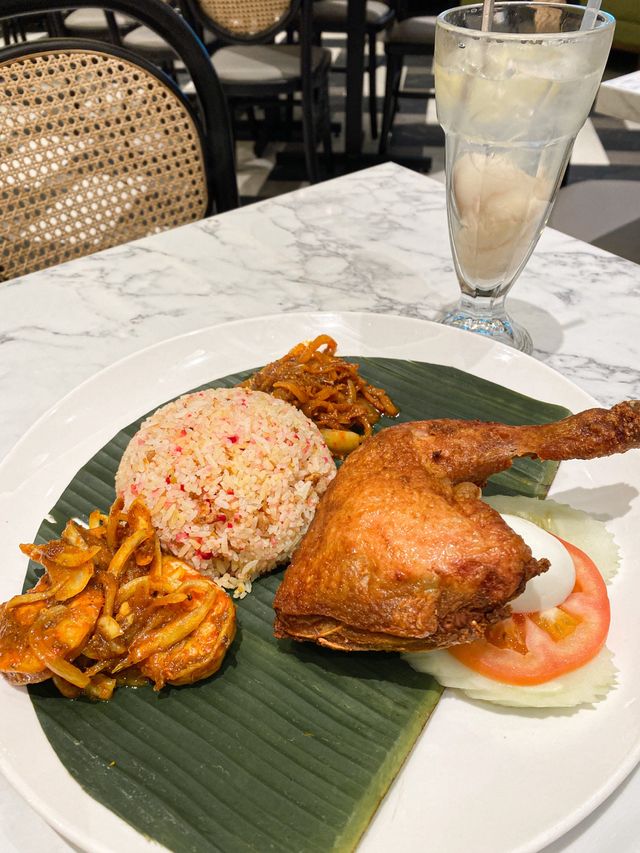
26 358 570 853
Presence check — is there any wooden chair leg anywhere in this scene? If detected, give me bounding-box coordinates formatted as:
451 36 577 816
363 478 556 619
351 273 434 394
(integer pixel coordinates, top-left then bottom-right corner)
246 104 259 141
379 52 402 155
320 76 334 174
368 31 378 139
252 103 279 158
105 11 123 45
47 13 65 37
161 60 177 82
285 93 294 140
251 104 270 158
302 85 320 183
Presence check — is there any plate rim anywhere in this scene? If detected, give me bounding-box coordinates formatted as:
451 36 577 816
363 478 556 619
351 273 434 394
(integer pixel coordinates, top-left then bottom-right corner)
0 310 603 474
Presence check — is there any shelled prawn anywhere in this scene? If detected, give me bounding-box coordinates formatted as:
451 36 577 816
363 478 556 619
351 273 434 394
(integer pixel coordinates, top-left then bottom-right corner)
0 498 236 700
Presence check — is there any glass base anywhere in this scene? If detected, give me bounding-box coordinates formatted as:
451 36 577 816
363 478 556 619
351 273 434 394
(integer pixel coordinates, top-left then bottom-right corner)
441 306 533 354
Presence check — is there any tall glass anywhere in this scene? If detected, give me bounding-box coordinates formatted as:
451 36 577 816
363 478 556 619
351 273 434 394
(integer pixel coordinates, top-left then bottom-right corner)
435 3 614 353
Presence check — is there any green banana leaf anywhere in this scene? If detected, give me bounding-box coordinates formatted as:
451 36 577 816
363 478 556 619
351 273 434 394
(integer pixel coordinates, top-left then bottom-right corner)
26 358 570 853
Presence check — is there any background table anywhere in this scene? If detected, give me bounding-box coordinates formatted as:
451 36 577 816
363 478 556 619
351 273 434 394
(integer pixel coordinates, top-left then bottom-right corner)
595 70 640 123
1 162 639 852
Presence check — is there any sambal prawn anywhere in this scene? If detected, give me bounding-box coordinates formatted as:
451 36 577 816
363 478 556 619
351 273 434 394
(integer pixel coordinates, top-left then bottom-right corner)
241 335 399 457
0 498 236 700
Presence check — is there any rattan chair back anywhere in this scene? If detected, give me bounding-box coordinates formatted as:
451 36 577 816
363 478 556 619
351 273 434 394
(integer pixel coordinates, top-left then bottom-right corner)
184 0 300 42
199 0 292 38
0 0 238 282
0 46 208 280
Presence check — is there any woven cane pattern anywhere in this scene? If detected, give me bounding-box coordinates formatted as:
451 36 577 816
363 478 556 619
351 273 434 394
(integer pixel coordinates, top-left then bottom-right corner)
0 50 208 281
197 0 291 37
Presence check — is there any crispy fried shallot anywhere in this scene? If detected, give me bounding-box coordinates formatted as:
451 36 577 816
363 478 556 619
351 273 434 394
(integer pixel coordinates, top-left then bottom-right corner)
241 335 398 456
0 499 236 700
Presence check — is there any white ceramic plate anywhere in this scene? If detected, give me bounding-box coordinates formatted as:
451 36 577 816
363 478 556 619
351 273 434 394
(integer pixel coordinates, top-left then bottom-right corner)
1 312 639 853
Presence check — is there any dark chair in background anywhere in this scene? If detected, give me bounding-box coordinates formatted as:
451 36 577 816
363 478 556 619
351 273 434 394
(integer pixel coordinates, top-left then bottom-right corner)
2 12 57 44
311 0 395 139
378 0 437 154
182 0 332 182
2 19 27 44
0 0 238 282
63 2 199 72
60 1 186 69
120 0 208 70
62 8 137 39
122 22 180 67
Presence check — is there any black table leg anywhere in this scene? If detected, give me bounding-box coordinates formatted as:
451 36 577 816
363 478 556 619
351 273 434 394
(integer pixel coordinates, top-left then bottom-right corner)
345 0 366 158
276 0 431 177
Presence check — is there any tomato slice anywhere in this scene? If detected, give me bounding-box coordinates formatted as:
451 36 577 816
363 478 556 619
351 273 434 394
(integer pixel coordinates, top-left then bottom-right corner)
450 537 610 686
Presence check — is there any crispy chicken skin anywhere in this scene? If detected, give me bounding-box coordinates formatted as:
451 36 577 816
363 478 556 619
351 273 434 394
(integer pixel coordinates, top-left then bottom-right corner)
273 401 640 652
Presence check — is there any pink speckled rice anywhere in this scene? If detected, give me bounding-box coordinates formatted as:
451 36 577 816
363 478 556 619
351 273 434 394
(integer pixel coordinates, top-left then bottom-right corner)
115 387 336 597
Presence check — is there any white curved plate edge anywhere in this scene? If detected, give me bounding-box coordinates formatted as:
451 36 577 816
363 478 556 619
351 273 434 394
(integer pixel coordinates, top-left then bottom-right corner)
0 311 638 853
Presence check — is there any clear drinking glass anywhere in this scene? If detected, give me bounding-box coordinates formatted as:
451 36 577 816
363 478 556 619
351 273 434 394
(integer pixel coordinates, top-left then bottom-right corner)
435 3 614 353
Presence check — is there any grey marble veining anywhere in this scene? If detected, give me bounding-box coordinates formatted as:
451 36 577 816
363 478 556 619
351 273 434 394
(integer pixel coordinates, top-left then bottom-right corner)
2 162 639 462
1 162 640 853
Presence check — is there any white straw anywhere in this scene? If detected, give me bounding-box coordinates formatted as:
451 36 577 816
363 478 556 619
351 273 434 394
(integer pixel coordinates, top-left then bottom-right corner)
580 0 602 31
481 0 495 31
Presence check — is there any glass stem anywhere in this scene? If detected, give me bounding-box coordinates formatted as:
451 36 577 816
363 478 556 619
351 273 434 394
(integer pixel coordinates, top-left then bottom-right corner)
458 292 508 321
442 292 533 353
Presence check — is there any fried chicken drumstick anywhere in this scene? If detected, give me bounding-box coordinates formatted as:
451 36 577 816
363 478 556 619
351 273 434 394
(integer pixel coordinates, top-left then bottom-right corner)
274 401 640 652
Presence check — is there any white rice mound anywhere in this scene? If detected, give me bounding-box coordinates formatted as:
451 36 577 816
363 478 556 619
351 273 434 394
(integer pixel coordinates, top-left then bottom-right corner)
115 387 336 597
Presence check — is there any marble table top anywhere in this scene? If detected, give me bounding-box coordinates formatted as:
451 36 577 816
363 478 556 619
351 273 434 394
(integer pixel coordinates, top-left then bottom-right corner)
1 162 639 853
596 69 640 123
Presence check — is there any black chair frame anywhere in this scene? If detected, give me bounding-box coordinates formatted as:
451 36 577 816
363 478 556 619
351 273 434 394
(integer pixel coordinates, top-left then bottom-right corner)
2 13 61 44
181 0 332 183
310 1 395 140
182 0 305 44
379 0 436 155
57 9 137 44
1 0 239 212
2 19 27 44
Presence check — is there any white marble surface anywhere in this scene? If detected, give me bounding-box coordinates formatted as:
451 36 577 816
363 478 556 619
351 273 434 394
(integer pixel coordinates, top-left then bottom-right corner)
1 162 640 853
596 69 640 123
